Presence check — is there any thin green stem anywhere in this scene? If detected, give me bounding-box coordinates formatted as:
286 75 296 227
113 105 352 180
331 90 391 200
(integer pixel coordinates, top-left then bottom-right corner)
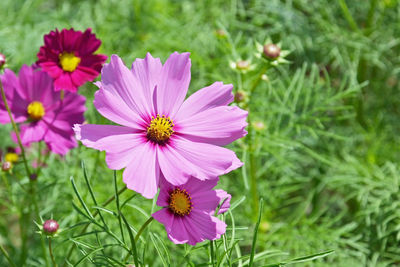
246 66 267 219
62 186 127 267
123 216 154 263
366 0 378 30
0 244 17 267
30 181 50 267
18 207 28 265
0 80 31 178
1 172 13 204
210 241 216 267
338 0 360 32
94 186 127 218
134 216 154 243
249 66 267 96
249 199 264 267
248 141 258 220
48 238 57 267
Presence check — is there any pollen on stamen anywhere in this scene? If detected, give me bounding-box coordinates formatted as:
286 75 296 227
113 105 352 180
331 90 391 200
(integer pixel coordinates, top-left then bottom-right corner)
169 188 193 216
146 114 174 144
59 52 81 72
27 101 45 121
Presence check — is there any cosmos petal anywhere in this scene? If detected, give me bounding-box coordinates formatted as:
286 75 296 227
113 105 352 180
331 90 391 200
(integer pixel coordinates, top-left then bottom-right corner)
175 81 234 120
156 52 191 117
177 105 248 146
123 141 160 199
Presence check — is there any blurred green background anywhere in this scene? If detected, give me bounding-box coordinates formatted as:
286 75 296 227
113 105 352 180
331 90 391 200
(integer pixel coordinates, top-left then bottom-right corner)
0 0 400 266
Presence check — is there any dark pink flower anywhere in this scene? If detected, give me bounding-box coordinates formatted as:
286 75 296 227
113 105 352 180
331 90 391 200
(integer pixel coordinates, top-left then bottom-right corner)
74 52 247 198
0 65 86 155
152 176 227 245
37 28 107 92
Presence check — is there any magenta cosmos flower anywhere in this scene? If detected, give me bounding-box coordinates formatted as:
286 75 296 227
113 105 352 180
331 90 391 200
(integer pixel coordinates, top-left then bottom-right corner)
215 189 231 215
74 52 247 198
0 65 86 155
37 28 107 92
152 176 228 245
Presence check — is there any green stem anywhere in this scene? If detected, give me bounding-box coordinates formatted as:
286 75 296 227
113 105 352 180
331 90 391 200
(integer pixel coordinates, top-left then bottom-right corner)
210 241 216 267
94 186 127 218
134 217 154 243
48 238 57 267
0 80 31 178
36 152 50 179
249 139 258 220
1 172 13 204
123 216 154 263
249 199 264 267
31 181 50 267
18 207 28 265
62 186 127 267
249 67 267 96
366 0 378 30
246 66 267 219
338 0 360 32
0 244 17 267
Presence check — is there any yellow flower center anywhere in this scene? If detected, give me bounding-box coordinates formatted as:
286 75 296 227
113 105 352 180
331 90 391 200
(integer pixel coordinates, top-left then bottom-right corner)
59 52 81 72
5 152 18 163
169 188 193 216
27 101 45 121
147 114 174 144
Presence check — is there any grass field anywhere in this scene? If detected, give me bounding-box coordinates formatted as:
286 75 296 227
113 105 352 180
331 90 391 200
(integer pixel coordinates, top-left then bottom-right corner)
0 0 400 266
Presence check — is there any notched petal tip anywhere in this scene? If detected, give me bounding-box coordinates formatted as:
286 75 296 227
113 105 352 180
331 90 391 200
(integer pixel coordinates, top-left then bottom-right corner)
124 178 158 199
72 124 82 140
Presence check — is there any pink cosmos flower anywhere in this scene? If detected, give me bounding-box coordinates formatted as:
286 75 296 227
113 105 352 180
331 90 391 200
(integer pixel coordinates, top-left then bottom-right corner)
215 189 231 215
152 176 227 245
74 52 247 198
0 65 86 155
37 28 107 92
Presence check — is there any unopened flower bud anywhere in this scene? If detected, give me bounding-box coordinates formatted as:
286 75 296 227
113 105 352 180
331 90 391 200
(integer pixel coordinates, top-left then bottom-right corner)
263 44 280 59
2 161 12 172
215 29 227 38
236 60 250 70
30 173 38 181
43 219 59 235
261 74 269 81
253 121 266 131
0 53 5 69
234 91 246 103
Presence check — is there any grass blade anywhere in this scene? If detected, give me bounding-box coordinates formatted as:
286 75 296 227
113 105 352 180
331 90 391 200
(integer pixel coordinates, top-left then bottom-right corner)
249 198 264 267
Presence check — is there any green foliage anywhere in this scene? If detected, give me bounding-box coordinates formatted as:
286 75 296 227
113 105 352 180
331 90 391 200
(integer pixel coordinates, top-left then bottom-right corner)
0 0 399 266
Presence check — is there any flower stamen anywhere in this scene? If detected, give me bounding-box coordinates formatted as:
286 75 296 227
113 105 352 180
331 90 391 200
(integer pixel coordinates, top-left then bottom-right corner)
169 188 193 216
59 52 81 72
147 114 174 144
27 101 45 121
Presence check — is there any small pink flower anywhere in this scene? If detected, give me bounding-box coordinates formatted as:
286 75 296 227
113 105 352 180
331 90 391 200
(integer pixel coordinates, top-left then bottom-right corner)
215 189 231 215
74 52 248 198
0 65 86 155
37 28 107 92
152 176 227 245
